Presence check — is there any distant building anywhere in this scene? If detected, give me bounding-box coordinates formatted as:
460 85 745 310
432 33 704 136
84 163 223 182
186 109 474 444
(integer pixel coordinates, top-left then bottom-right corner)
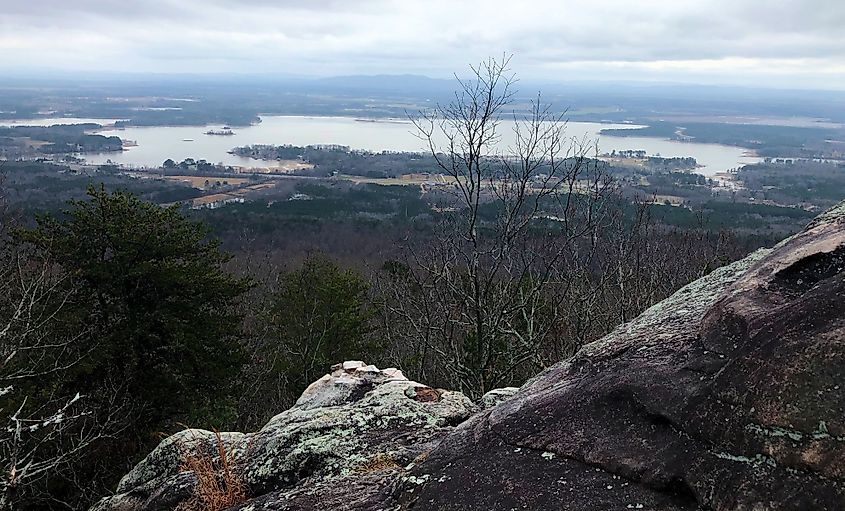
190 195 245 210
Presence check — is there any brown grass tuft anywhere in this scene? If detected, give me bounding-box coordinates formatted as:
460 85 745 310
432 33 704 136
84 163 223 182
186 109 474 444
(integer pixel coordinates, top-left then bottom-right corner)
353 453 402 474
175 430 247 511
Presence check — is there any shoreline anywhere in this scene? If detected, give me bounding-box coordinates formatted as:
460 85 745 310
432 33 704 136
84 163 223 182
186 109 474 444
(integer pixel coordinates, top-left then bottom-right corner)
34 115 759 177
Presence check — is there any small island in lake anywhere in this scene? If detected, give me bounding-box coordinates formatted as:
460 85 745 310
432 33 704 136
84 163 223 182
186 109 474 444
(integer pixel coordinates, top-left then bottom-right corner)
205 126 235 136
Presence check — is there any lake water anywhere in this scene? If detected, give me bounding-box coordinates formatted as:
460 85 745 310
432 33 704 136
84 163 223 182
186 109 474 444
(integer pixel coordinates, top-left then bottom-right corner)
5 115 761 177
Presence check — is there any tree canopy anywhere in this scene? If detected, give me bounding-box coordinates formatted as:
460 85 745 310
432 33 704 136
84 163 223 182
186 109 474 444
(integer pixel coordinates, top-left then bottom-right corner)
12 186 250 506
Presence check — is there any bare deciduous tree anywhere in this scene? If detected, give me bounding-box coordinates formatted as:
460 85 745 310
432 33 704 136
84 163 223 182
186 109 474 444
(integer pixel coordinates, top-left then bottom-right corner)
379 57 618 398
0 178 115 510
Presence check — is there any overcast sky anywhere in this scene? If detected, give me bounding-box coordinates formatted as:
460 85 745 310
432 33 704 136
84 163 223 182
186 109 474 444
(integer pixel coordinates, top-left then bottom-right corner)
1 0 843 89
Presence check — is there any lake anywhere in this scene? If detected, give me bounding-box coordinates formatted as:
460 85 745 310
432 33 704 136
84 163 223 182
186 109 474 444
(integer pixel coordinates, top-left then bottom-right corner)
5 116 761 177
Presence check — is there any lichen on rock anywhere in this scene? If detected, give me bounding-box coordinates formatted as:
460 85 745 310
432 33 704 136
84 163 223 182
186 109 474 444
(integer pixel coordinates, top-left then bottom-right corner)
91 363 477 511
480 387 520 409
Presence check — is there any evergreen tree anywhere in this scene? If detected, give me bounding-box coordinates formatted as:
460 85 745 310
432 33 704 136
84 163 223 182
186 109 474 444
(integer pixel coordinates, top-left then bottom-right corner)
240 254 379 426
18 186 250 501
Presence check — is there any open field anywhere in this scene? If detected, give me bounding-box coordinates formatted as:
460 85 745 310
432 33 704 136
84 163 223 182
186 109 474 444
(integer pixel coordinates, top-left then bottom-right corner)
163 175 252 189
188 181 279 207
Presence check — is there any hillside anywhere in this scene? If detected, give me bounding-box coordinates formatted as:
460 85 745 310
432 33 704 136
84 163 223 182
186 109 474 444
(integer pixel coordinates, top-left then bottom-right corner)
93 200 845 510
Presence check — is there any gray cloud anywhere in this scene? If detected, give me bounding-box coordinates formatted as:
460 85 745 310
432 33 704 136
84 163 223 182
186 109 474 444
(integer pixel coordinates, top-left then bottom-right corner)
0 0 843 88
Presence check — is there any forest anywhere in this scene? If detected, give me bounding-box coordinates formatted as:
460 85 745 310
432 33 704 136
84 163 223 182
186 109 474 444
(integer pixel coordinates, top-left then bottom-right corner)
3 0 845 507
601 121 845 159
230 145 440 178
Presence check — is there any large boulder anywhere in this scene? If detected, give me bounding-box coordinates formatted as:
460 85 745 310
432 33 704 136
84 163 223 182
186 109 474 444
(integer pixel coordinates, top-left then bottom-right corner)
91 363 477 511
396 202 845 510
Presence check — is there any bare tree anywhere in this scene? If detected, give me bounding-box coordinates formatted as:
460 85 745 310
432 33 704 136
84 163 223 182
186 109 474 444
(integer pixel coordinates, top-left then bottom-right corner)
546 195 745 357
0 180 115 509
379 57 618 398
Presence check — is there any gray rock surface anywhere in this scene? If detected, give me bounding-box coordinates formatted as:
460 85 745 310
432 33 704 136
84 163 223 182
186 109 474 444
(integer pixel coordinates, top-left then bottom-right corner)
91 363 476 511
480 387 519 409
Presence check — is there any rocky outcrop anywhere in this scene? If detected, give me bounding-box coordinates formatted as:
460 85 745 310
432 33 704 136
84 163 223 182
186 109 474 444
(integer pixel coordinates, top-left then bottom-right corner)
91 362 477 511
94 202 845 511
396 201 845 510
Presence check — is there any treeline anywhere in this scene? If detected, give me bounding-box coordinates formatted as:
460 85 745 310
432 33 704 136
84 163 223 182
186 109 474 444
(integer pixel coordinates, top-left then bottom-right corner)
643 170 710 189
231 144 439 178
644 156 698 171
0 124 122 154
113 107 259 127
738 161 845 208
0 161 203 216
602 121 843 159
206 182 431 230
640 200 814 234
162 157 237 173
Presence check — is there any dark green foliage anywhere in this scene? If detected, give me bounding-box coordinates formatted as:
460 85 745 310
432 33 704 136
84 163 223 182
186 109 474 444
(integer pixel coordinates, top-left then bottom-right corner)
0 161 204 215
646 171 709 188
0 124 122 153
644 200 814 231
231 144 440 178
239 255 379 427
602 121 843 158
23 186 250 426
270 255 378 380
201 182 431 240
165 158 221 172
738 162 845 206
644 156 698 171
17 186 250 501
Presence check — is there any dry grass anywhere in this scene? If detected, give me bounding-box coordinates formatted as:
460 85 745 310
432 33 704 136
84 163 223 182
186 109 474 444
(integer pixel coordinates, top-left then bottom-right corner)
190 193 239 207
353 453 402 474
164 175 252 189
175 430 247 511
